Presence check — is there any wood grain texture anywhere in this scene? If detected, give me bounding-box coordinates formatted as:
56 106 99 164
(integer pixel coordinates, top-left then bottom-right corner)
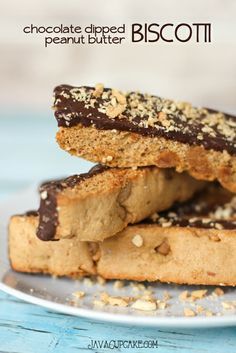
1 115 236 352
0 292 236 353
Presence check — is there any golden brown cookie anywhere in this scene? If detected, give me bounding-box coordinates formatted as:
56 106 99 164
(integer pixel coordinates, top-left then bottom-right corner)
53 84 236 192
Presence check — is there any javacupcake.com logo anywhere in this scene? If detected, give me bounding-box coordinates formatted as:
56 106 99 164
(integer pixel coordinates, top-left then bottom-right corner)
87 339 159 349
132 23 211 43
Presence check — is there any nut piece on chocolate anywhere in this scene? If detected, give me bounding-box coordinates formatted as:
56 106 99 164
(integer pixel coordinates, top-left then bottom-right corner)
53 84 236 192
9 184 236 285
36 164 204 241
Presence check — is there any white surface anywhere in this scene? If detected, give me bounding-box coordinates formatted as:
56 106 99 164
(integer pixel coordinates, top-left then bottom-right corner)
1 187 236 328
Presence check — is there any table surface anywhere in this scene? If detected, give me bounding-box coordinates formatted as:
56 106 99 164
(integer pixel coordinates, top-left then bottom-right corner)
0 112 236 353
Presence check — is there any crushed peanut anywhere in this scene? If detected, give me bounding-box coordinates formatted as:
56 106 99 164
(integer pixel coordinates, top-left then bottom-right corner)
155 240 170 255
184 308 196 317
191 289 208 300
72 291 85 299
214 287 224 296
113 280 124 289
131 299 157 311
93 83 104 98
132 234 144 247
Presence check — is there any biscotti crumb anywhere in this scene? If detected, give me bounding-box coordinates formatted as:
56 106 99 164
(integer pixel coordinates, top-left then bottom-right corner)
72 291 85 299
163 291 171 301
156 300 167 310
205 310 213 317
107 297 129 307
179 290 189 301
132 234 143 247
191 289 208 300
184 308 196 317
196 305 204 314
93 299 105 308
100 292 129 307
83 278 93 287
97 276 106 285
214 287 224 296
100 292 109 303
113 280 124 289
222 302 235 310
131 282 146 292
131 299 157 311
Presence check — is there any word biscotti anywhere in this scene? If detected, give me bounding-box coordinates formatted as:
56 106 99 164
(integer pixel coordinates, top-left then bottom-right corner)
54 84 236 192
9 185 236 286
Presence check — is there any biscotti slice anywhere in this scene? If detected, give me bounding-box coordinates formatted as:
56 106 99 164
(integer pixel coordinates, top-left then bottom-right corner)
97 185 236 286
54 84 236 192
9 212 95 277
37 165 204 242
10 185 236 286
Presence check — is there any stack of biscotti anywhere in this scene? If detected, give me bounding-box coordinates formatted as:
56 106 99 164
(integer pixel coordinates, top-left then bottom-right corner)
9 84 236 286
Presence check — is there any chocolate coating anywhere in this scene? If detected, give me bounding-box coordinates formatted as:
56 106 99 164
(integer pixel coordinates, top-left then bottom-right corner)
37 164 109 241
53 84 236 155
147 184 236 230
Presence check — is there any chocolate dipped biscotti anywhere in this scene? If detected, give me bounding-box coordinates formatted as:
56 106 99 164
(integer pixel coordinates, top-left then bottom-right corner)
9 212 96 277
37 165 204 241
9 185 236 285
98 185 236 285
54 84 236 192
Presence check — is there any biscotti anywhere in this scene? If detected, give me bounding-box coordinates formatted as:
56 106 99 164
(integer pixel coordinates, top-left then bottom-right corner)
9 186 236 286
37 164 204 241
9 212 95 277
98 185 236 285
54 84 236 192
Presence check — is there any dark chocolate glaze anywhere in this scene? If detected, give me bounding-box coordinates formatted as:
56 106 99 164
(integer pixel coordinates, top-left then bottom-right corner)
146 185 236 230
53 85 236 155
36 164 109 241
25 210 39 217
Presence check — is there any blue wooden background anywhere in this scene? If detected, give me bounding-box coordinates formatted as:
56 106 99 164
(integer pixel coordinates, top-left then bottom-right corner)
0 112 236 353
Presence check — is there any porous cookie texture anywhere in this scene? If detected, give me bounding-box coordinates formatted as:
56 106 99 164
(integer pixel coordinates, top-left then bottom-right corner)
37 165 204 242
98 185 236 285
9 186 236 285
54 84 236 192
9 213 96 277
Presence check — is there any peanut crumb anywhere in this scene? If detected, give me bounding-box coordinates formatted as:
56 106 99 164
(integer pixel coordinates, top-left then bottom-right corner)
83 278 93 287
157 300 167 310
184 308 196 317
222 302 235 310
113 280 124 289
131 299 157 311
214 287 224 296
179 290 189 301
93 300 105 308
196 305 204 314
72 291 85 299
93 83 104 98
205 310 213 317
97 276 106 285
191 289 208 300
